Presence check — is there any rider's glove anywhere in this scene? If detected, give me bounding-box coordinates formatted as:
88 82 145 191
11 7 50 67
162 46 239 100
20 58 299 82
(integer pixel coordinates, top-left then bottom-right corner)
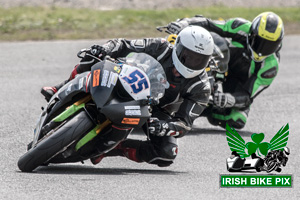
148 118 189 137
90 45 107 59
166 19 189 34
149 118 169 137
214 92 236 108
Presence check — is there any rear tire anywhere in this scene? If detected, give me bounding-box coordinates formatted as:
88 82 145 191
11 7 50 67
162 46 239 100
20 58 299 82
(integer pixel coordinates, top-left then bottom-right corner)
17 111 94 172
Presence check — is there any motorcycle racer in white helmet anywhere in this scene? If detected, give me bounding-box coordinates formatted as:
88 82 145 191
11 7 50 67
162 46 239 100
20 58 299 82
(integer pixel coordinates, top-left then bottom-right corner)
172 26 214 78
41 25 214 167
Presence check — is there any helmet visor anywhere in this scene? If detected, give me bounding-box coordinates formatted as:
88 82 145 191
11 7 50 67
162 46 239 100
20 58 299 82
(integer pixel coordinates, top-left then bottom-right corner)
176 41 210 71
249 34 282 56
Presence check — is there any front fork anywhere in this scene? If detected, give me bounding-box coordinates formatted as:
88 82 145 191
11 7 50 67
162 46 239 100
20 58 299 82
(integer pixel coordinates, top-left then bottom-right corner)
32 95 111 150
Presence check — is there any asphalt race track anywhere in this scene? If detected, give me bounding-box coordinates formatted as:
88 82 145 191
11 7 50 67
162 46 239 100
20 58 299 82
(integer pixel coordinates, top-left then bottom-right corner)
1 36 299 199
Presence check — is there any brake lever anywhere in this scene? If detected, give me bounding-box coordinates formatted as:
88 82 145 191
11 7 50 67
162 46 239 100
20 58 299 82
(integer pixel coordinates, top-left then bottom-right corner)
156 26 165 32
156 26 172 34
77 48 91 59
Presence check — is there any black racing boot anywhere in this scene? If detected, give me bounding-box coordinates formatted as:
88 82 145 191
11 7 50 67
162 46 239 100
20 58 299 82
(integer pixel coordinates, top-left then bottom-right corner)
41 80 68 102
41 64 80 102
90 139 143 165
41 86 57 102
90 154 106 165
90 146 124 165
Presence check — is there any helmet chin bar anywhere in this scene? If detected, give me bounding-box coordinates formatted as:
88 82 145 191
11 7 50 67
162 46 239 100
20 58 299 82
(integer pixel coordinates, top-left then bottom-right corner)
249 46 267 62
247 36 267 62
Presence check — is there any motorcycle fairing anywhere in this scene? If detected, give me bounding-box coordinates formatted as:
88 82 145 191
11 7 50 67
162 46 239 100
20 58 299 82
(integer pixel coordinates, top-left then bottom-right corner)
101 99 150 128
118 64 150 101
47 72 90 116
33 72 90 146
89 60 120 109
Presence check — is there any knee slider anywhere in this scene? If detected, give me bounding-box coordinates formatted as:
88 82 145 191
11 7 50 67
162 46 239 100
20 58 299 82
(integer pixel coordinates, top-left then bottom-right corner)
210 108 248 129
227 119 246 129
228 108 249 129
160 142 178 160
148 142 178 167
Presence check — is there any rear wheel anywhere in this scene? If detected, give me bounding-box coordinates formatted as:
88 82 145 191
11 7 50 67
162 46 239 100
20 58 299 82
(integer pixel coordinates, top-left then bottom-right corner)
17 111 94 172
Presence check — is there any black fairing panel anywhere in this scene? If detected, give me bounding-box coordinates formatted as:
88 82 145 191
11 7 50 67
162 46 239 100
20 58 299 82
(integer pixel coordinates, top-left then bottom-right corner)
89 60 121 109
46 72 90 117
57 73 89 100
101 100 150 128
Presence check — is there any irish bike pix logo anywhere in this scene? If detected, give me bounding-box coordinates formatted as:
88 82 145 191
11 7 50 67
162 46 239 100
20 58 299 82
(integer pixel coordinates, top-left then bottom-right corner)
220 124 292 188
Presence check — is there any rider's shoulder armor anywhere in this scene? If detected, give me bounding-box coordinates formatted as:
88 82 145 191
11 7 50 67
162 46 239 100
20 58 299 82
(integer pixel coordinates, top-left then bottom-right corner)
230 18 250 30
224 18 251 34
184 72 211 105
213 18 251 47
258 54 279 79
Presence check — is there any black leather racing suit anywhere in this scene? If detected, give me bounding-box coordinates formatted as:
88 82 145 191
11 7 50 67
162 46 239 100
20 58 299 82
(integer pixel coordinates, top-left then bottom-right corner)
75 38 211 166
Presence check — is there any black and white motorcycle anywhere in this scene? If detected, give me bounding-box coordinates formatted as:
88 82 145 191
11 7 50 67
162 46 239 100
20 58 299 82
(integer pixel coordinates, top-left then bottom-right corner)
18 52 167 172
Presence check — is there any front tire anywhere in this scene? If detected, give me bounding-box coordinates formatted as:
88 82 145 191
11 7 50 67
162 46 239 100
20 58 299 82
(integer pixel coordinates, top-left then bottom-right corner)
17 111 94 172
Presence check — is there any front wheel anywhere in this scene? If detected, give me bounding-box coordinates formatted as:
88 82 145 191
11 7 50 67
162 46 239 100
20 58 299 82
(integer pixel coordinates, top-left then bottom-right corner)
17 111 94 172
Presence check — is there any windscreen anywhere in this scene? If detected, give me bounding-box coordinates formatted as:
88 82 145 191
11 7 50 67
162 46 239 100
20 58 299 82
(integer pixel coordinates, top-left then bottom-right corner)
125 53 168 100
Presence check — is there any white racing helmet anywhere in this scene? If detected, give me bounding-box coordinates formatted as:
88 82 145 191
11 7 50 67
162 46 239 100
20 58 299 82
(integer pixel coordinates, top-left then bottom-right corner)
172 26 214 79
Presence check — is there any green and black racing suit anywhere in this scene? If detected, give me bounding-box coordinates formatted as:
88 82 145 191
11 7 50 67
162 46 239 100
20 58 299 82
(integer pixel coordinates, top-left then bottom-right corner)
170 16 280 129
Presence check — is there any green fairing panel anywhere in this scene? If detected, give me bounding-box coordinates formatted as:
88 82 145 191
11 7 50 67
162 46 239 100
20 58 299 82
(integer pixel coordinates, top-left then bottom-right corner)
75 125 99 151
53 103 85 122
250 55 279 97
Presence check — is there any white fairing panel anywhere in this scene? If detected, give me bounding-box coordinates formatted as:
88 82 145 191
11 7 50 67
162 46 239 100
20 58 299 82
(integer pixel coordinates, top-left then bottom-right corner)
119 64 150 100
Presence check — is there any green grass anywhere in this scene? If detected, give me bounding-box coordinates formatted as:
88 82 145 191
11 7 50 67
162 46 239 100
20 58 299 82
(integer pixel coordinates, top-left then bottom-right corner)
0 6 299 41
